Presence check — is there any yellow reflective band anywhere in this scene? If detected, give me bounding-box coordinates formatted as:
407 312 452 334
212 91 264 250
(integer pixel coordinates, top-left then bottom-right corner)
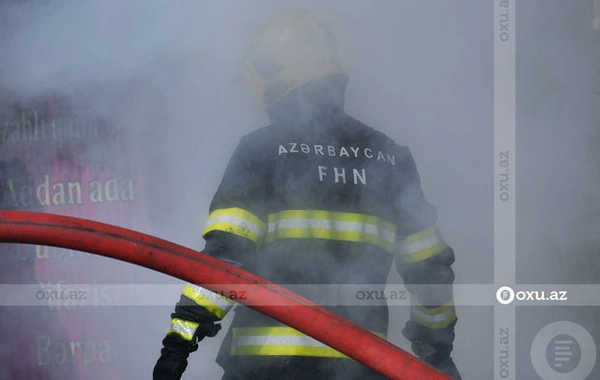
265 210 397 252
168 318 199 341
203 207 266 247
411 301 456 329
183 285 235 320
231 326 385 358
397 226 447 263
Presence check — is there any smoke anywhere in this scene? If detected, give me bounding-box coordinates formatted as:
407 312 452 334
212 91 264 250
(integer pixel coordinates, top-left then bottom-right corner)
1 1 598 379
516 0 600 283
0 1 490 379
0 2 264 379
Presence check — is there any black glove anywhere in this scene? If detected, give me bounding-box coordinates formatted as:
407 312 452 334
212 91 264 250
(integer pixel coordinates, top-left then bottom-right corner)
154 303 223 380
411 340 462 380
153 334 197 380
435 357 462 380
403 320 462 380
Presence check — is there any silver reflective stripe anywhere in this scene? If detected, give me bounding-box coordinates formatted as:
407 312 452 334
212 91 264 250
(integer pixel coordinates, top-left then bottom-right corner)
396 226 447 263
206 214 264 237
231 326 385 357
203 207 266 246
169 318 199 341
183 285 235 320
235 335 328 348
411 304 456 329
268 219 395 243
265 210 397 252
398 231 443 255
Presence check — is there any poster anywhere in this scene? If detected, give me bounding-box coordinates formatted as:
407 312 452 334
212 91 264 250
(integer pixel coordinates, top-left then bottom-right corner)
0 92 150 379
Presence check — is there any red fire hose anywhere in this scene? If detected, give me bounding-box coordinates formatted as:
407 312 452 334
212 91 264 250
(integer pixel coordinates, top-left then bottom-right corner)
0 210 450 380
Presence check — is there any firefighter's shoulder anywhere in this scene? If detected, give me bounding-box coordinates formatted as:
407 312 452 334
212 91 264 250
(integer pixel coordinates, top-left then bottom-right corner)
344 115 414 161
238 123 299 149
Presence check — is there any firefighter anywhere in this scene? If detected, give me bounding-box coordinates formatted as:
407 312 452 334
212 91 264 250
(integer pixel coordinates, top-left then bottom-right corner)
153 10 461 380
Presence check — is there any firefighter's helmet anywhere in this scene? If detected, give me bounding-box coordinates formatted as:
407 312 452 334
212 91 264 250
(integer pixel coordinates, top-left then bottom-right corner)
243 10 345 107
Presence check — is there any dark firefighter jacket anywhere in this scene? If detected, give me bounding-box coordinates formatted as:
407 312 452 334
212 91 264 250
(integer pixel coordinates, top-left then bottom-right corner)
166 110 457 377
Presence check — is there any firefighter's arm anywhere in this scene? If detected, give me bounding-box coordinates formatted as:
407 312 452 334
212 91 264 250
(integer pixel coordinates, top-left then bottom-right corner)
395 240 461 379
154 138 266 380
153 275 237 379
391 147 461 379
153 232 258 380
153 290 229 380
199 134 268 269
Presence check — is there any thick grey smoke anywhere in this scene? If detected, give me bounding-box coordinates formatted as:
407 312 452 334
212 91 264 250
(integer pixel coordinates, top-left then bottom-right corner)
1 1 598 379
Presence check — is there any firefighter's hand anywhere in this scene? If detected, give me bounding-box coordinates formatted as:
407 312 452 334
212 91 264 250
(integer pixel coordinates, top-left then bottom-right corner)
153 334 195 380
412 341 462 380
435 356 462 380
